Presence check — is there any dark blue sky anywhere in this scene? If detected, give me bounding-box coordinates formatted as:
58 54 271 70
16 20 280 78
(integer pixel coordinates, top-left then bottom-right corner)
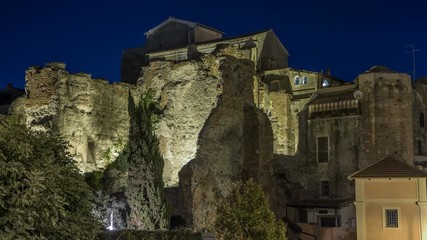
1 0 426 89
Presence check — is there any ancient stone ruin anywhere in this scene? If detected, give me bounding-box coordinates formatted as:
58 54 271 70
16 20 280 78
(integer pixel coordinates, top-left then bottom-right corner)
7 17 427 235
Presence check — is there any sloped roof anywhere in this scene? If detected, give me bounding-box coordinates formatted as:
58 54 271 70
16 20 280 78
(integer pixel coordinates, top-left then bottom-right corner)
349 156 427 179
147 29 289 57
195 28 271 45
194 29 289 58
365 65 397 74
144 17 224 36
287 198 353 208
0 85 25 105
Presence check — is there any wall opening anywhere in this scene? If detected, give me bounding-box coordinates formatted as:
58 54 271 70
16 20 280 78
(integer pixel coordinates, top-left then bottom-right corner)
317 136 329 162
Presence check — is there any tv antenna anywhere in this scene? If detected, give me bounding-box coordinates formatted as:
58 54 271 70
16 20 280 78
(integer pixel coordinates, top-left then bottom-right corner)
405 43 420 80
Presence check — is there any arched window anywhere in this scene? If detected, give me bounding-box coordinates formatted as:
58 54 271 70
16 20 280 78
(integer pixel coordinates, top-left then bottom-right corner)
294 75 301 85
322 79 330 87
420 112 425 128
302 76 308 84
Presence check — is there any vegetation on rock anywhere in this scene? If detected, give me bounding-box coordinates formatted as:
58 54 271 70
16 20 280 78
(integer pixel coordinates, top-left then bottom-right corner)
214 178 287 240
84 134 129 231
125 92 169 230
0 116 100 239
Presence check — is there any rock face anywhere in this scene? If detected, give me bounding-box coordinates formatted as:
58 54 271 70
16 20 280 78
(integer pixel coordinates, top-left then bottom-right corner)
136 57 222 186
14 63 134 172
178 54 276 230
13 49 271 188
13 49 276 230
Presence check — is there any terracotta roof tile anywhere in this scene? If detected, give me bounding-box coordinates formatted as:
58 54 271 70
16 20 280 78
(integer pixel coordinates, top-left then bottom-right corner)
349 156 427 179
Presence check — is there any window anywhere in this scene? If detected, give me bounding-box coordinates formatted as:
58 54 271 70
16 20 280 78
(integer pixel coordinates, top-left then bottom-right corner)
383 208 400 228
320 216 340 227
318 210 328 214
302 76 308 84
418 140 423 155
322 79 330 87
270 80 280 92
294 75 301 85
317 137 329 162
420 112 425 128
299 209 308 223
321 181 330 196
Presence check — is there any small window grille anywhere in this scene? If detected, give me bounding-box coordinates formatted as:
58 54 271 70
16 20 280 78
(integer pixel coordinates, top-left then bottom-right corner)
385 209 398 228
321 181 330 196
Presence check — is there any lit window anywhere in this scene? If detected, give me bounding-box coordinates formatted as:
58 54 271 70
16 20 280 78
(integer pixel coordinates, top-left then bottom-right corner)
322 79 330 87
302 76 308 84
321 181 330 196
294 75 301 85
317 137 328 162
383 208 400 228
420 112 425 128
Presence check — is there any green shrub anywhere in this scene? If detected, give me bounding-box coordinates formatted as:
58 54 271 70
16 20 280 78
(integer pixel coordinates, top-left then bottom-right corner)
0 117 100 239
85 170 105 192
97 230 202 240
214 178 287 240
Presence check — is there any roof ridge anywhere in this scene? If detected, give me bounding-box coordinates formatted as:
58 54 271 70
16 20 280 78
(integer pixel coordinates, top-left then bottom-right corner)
348 156 427 179
144 17 223 36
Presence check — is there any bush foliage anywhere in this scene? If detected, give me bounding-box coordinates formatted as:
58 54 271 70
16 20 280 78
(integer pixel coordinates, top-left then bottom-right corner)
97 230 202 240
214 179 287 240
0 117 100 239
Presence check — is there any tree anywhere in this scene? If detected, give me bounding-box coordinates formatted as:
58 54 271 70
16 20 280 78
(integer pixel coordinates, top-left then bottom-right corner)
125 92 169 230
0 117 100 239
214 179 287 240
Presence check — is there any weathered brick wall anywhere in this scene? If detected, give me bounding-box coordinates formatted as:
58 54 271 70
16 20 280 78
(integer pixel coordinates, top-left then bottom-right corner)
358 71 413 166
307 116 361 199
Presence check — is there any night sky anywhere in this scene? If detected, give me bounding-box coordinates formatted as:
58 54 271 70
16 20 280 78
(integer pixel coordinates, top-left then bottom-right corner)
1 0 426 89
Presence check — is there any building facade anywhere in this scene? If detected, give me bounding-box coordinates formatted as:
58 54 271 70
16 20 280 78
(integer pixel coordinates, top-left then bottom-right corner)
120 18 427 236
349 157 427 240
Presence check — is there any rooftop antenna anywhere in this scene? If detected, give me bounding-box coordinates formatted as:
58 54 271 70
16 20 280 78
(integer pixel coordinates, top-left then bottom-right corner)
405 43 420 80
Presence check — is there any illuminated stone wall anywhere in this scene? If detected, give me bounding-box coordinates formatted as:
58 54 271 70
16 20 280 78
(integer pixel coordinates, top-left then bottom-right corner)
15 62 134 172
178 54 276 229
136 57 223 187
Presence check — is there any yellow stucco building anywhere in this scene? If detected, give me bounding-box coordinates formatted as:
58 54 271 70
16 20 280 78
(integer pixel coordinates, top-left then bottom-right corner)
349 157 427 240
